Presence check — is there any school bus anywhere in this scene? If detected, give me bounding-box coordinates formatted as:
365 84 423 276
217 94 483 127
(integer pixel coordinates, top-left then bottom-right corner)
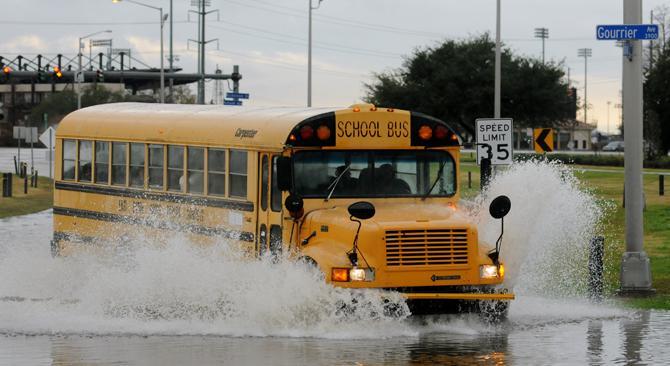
53 102 514 317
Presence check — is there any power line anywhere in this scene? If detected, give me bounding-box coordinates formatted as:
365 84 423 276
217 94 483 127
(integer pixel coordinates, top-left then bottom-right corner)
207 23 402 59
221 0 447 38
0 20 189 26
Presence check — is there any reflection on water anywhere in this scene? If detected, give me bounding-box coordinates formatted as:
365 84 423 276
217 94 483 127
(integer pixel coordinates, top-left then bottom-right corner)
1 311 669 365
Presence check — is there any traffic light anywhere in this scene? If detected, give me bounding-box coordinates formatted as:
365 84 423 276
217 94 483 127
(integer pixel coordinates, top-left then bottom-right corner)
2 66 10 82
53 66 63 79
96 69 104 82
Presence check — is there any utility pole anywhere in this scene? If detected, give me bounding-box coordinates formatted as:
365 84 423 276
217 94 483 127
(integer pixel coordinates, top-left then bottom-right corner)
578 48 592 124
494 0 501 118
620 0 654 296
189 0 219 104
308 0 324 107
534 27 549 64
169 0 173 102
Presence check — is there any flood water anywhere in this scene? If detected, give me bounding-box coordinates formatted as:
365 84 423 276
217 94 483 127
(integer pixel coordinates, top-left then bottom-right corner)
1 161 669 365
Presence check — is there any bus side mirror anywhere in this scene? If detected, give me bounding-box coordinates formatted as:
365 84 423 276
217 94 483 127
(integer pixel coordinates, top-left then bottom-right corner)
489 195 511 219
277 156 292 191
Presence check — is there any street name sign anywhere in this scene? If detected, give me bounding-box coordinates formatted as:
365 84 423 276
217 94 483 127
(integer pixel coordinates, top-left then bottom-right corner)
226 92 250 99
533 128 554 153
596 24 659 40
224 99 243 106
476 118 513 165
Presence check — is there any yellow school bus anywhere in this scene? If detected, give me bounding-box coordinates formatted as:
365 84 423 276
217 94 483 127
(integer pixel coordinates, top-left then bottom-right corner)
53 102 514 318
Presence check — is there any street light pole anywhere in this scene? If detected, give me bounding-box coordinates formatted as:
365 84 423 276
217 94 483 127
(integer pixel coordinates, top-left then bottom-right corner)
112 0 166 103
308 0 324 108
77 30 112 109
494 0 501 118
578 48 592 124
607 101 612 135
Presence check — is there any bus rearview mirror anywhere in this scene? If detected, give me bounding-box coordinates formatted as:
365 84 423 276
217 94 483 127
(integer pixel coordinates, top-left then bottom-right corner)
277 156 292 191
348 201 376 220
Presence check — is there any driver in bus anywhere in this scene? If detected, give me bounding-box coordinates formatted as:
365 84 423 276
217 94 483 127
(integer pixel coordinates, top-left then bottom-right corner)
377 164 411 195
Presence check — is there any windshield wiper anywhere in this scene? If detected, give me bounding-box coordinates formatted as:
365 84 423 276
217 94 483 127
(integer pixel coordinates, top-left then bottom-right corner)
421 160 447 201
324 164 351 201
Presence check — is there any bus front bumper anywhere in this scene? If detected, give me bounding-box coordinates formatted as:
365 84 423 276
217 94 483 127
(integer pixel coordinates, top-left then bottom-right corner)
402 292 515 301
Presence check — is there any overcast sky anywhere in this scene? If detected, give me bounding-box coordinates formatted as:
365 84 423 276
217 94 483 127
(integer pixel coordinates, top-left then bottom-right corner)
1 0 667 133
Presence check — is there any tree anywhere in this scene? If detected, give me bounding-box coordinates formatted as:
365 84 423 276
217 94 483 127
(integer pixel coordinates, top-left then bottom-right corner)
30 85 125 125
364 34 575 138
644 47 670 156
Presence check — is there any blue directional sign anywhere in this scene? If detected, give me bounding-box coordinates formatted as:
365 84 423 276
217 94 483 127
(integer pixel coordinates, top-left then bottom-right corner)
596 24 659 40
224 100 243 106
226 92 250 100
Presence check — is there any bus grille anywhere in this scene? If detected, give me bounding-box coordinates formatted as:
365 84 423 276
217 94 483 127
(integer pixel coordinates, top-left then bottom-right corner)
385 229 469 266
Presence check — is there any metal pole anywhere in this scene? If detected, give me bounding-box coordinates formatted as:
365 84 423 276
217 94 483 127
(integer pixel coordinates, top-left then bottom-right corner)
308 0 313 107
198 0 206 104
620 0 654 295
169 0 173 102
77 39 82 109
542 36 545 64
607 101 611 135
159 8 165 104
494 0 501 118
48 128 52 179
584 54 588 124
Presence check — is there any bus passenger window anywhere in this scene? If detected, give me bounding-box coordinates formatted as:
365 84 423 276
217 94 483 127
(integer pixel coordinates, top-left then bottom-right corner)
271 156 282 212
130 143 145 188
261 155 268 211
78 141 92 182
229 150 247 198
95 141 109 184
62 140 76 180
187 147 204 194
168 146 184 192
111 142 127 186
148 144 164 189
208 149 226 196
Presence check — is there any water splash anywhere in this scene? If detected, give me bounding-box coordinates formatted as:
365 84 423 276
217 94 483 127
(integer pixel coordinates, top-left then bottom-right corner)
0 160 627 338
468 159 608 297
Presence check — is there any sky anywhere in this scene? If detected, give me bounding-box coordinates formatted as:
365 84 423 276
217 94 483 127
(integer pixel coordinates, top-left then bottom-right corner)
1 0 667 134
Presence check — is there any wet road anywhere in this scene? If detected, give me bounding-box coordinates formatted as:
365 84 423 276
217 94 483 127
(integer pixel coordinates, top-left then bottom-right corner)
1 211 669 365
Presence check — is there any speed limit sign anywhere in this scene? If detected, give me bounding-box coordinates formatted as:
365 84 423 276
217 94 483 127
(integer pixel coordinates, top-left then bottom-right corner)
476 118 514 165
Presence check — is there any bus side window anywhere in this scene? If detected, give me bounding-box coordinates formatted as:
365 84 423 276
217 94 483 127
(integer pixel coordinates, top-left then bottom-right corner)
261 155 268 211
148 144 164 189
271 156 282 212
130 143 145 188
168 145 184 192
229 150 247 198
208 148 226 196
62 139 76 180
187 147 204 194
78 140 92 182
111 142 127 186
95 141 110 184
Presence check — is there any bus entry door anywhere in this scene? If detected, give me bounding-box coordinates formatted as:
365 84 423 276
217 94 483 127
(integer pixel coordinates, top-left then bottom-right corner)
256 153 283 257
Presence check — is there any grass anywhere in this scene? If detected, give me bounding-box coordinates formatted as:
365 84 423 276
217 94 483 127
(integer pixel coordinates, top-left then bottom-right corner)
0 175 53 218
461 156 670 310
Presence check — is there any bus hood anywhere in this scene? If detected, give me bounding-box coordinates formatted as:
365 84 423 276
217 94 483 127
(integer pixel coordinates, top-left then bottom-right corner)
304 202 474 231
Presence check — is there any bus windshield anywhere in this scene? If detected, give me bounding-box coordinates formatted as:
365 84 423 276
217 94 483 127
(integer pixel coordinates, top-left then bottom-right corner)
293 150 456 198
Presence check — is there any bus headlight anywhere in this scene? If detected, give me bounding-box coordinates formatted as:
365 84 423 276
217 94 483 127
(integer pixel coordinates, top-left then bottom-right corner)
480 264 500 279
350 268 366 281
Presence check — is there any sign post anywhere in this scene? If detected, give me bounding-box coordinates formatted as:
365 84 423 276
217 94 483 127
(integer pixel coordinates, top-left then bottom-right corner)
476 118 514 165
